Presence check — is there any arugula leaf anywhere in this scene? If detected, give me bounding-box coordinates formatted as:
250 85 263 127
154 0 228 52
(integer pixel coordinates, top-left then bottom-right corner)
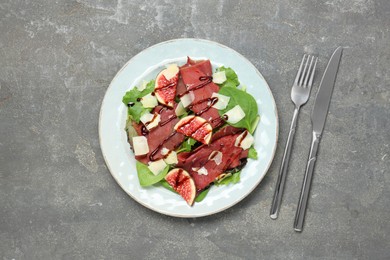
122 80 155 123
195 187 210 202
176 138 197 153
248 147 258 159
215 171 241 186
122 80 155 104
218 87 259 133
216 67 240 88
128 102 151 123
136 161 169 187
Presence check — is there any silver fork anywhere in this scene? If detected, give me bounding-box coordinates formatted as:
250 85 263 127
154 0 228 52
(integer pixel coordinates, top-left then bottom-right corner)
270 54 318 219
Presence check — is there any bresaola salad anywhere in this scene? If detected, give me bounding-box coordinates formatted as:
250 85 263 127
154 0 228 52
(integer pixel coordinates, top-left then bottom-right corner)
122 57 259 206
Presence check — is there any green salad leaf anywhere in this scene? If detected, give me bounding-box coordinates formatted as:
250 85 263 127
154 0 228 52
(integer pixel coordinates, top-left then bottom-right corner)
216 66 240 88
122 80 155 123
157 179 176 192
176 138 197 153
248 147 258 159
136 161 169 187
215 171 241 186
218 87 259 133
195 187 210 202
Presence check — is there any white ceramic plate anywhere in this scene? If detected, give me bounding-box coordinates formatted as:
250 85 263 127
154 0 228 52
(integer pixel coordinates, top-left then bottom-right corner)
99 39 278 217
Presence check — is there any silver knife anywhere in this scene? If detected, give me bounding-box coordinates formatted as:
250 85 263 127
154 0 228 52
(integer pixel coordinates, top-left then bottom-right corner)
294 47 343 232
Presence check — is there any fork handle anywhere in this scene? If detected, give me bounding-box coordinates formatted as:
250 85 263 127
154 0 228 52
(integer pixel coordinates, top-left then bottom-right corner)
270 107 300 219
294 132 320 232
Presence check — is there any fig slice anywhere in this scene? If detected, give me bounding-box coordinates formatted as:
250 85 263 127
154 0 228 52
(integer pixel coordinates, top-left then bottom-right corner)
174 115 212 144
165 168 196 206
155 64 179 107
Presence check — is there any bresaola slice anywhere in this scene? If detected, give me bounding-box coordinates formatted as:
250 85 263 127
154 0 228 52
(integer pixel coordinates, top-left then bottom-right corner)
179 58 223 128
134 105 185 164
177 126 249 191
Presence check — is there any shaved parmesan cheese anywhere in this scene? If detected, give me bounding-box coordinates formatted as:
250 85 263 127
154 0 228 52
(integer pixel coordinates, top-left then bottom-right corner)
211 93 230 110
224 105 245 124
240 133 254 150
140 112 161 130
175 101 186 116
132 136 149 156
197 166 208 176
191 167 200 171
141 93 158 108
140 112 153 124
212 71 227 84
208 151 223 165
234 131 254 150
180 91 195 108
161 147 169 155
148 159 167 175
164 151 178 165
162 64 179 80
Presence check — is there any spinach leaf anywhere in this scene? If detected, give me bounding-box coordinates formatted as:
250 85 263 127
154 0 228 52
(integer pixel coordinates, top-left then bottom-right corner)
216 66 240 88
122 80 155 123
156 179 176 193
215 171 241 186
136 161 169 187
218 87 259 133
248 147 258 159
195 187 210 202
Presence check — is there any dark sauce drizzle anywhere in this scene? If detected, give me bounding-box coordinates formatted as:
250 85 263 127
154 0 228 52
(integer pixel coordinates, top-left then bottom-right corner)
237 131 248 147
159 115 177 127
188 97 219 116
209 150 219 160
177 76 212 98
149 132 179 161
210 114 228 128
141 126 149 136
172 169 189 188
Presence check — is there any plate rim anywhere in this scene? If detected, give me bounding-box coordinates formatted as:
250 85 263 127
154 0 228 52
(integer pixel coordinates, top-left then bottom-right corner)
99 38 279 217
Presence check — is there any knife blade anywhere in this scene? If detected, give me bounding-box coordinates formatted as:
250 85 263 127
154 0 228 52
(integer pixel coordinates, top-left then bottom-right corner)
312 46 343 134
294 47 343 232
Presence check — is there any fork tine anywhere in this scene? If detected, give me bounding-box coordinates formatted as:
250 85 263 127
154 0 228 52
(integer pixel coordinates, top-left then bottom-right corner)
298 55 311 86
303 56 315 87
307 57 318 88
294 54 307 85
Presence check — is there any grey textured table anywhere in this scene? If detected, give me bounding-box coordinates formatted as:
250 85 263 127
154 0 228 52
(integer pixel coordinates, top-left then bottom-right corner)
1 1 389 259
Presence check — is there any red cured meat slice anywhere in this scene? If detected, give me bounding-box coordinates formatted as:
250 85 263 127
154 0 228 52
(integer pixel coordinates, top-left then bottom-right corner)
179 59 222 128
177 126 248 191
176 75 187 97
135 105 185 164
181 57 203 68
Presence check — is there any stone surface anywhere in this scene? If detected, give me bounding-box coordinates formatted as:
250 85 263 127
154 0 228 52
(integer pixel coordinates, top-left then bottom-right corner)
1 0 389 259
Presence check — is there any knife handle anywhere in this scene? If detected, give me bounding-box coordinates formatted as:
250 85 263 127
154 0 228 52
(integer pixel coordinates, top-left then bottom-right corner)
270 107 300 219
294 132 320 232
